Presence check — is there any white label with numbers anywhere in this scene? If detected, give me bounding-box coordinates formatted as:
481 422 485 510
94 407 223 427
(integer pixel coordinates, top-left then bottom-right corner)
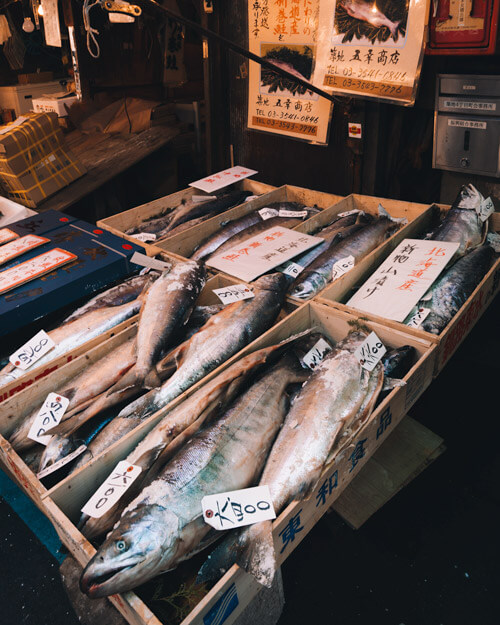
331 255 355 281
337 209 361 218
477 197 495 222
406 307 431 328
213 284 254 305
278 209 308 218
28 393 70 445
259 208 279 221
37 445 87 479
131 233 157 243
9 330 56 371
302 338 332 370
279 261 304 278
202 485 275 530
354 332 387 371
81 461 143 518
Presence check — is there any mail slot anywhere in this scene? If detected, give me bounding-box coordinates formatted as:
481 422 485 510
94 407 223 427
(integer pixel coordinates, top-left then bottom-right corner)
433 74 500 177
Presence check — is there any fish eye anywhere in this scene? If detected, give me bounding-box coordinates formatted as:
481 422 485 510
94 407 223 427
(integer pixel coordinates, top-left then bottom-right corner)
116 539 127 552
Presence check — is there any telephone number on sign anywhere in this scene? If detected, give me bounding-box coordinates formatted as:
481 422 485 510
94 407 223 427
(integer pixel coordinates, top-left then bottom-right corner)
252 116 318 136
323 75 412 98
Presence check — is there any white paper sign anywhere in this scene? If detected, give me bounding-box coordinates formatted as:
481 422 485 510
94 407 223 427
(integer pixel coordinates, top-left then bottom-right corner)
406 307 431 329
202 485 276 530
189 166 258 193
302 338 332 370
354 332 386 372
337 209 361 218
347 239 460 322
130 233 157 243
278 209 308 218
0 228 19 245
278 261 304 278
28 393 70 445
259 208 279 221
81 460 143 518
213 284 254 305
130 251 170 272
331 255 355 281
478 197 495 222
0 234 49 266
207 226 323 282
37 444 87 479
9 330 56 371
41 0 62 47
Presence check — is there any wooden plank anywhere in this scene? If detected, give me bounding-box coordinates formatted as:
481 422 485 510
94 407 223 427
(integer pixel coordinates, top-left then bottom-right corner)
332 416 445 529
37 126 182 213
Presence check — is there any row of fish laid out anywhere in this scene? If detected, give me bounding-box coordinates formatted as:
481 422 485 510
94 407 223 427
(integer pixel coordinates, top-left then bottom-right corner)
7 262 293 481
326 184 500 336
75 325 418 598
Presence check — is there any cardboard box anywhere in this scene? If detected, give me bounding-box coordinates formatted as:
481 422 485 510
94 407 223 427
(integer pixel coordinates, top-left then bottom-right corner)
0 113 86 207
32 93 78 117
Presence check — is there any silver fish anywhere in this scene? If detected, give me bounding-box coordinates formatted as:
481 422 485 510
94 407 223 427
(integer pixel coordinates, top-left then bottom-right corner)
80 352 309 597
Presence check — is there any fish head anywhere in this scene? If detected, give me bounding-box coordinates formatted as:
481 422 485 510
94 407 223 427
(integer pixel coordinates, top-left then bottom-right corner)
80 504 179 597
38 435 76 473
253 272 289 293
289 274 318 300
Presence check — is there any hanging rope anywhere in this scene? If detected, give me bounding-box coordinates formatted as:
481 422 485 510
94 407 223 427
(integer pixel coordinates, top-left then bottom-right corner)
83 0 101 58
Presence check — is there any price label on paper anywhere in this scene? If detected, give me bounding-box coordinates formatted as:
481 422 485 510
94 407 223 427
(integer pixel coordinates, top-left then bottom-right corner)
354 332 386 372
477 197 495 222
213 284 254 305
37 445 87 479
0 234 49 266
202 485 276 530
302 338 332 370
81 461 143 518
28 392 70 445
9 330 56 371
406 307 431 329
259 208 279 221
278 209 309 218
0 228 19 245
130 233 157 243
337 209 361 218
189 166 258 193
331 255 355 281
278 261 304 278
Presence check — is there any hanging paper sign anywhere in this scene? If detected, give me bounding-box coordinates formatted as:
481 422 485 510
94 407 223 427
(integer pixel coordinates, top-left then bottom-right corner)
347 239 459 321
207 226 323 282
190 166 258 193
0 234 49 266
41 0 62 47
247 0 332 143
163 0 187 85
314 0 429 104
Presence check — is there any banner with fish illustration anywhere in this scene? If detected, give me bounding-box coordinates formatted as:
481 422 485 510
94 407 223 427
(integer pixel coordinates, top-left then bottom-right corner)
314 0 430 104
247 0 333 143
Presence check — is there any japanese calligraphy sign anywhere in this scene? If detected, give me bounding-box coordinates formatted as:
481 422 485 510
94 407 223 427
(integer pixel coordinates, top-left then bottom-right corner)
9 330 56 371
28 393 70 445
0 235 49 266
202 486 276 530
347 239 460 321
247 0 332 143
37 444 87 479
0 248 77 295
314 0 429 104
0 228 19 245
189 166 258 193
213 284 255 305
207 226 323 282
81 461 143 518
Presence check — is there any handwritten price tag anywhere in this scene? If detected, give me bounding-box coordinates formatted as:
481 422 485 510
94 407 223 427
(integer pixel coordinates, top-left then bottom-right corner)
354 332 386 372
37 444 87 479
406 307 431 329
28 393 70 445
81 461 142 518
202 485 276 530
130 233 157 243
9 330 56 371
477 197 495 222
278 209 309 218
302 338 332 370
279 261 304 278
213 284 254 305
0 234 49 266
331 255 355 281
259 208 279 221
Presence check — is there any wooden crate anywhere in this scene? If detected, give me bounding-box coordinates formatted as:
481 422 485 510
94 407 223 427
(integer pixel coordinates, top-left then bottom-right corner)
30 302 435 625
318 211 500 376
96 180 277 254
152 185 344 260
285 194 441 303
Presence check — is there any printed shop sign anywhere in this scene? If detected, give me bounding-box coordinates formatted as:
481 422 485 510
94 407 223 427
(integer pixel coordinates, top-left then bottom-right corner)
314 0 430 104
248 0 333 143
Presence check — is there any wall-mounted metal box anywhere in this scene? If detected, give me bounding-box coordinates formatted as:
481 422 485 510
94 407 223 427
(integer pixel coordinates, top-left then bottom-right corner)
433 74 500 177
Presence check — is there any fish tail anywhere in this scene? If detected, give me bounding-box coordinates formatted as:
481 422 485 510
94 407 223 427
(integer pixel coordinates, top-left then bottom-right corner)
196 532 243 584
237 520 277 588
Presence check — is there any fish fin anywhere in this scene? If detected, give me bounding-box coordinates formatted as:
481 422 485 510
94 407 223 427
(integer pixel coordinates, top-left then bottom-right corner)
237 521 277 588
377 203 408 225
156 342 188 378
197 532 242 583
143 368 162 390
382 376 406 392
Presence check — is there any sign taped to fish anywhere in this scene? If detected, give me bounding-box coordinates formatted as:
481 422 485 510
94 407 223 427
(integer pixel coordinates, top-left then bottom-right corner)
247 0 332 143
347 239 460 322
213 284 254 305
314 0 430 105
207 226 323 282
302 337 332 369
28 392 70 445
9 330 56 371
81 461 143 518
202 485 276 530
354 331 386 371
189 166 258 193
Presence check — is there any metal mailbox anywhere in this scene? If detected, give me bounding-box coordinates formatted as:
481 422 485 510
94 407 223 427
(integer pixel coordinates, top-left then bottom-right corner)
433 74 500 177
